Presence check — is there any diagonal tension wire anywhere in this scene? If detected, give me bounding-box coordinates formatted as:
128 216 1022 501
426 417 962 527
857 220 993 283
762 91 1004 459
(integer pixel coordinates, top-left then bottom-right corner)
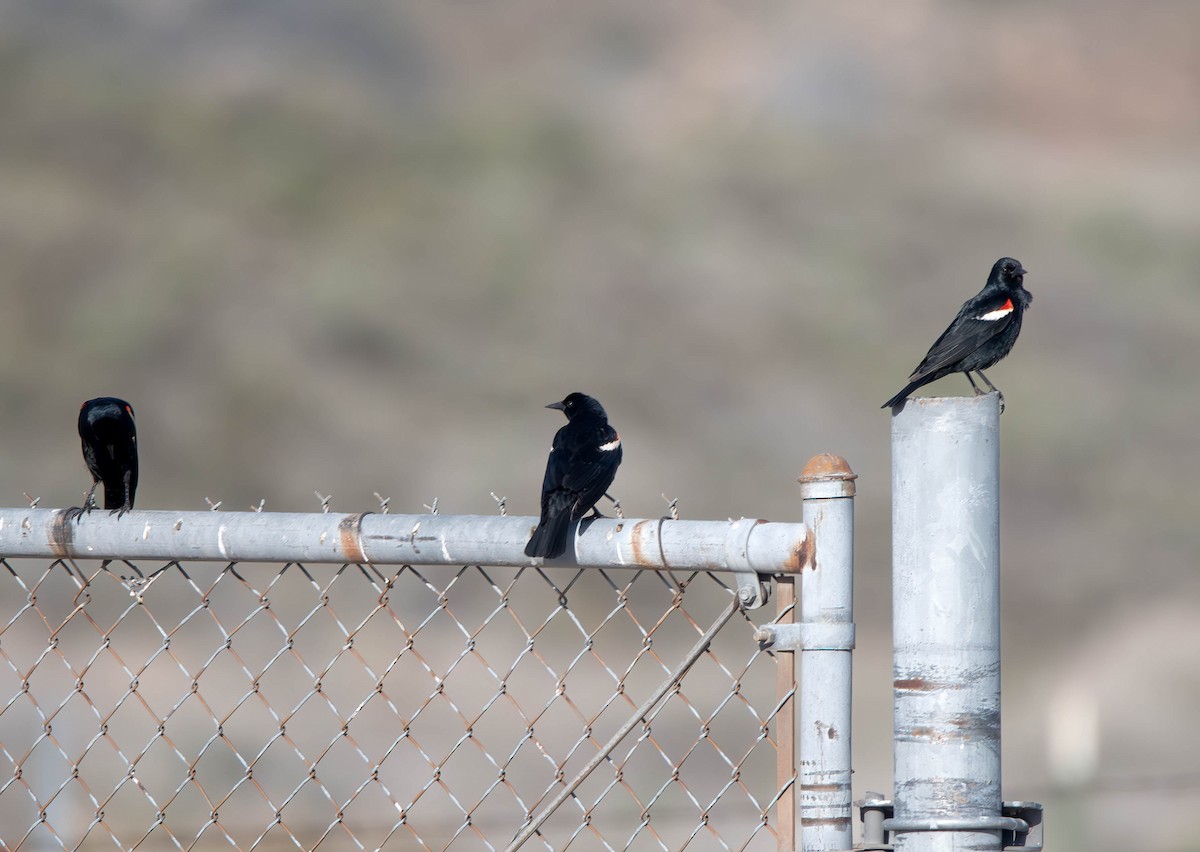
506 593 743 852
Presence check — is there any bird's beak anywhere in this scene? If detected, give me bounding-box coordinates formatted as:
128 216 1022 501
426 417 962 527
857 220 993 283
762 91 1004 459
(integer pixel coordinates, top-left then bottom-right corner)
1017 267 1028 276
545 401 566 411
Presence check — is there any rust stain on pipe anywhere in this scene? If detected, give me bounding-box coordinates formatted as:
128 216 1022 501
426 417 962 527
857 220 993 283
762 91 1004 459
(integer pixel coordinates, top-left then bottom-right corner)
800 782 846 793
800 817 853 829
799 453 852 479
894 677 967 692
798 453 858 495
781 528 814 573
338 513 369 564
904 726 943 742
629 519 658 568
49 510 76 559
900 722 993 744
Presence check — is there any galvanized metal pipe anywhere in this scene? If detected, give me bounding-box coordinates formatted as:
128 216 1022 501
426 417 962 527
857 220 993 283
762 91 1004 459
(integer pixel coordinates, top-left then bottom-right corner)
889 395 1002 852
775 576 797 852
797 454 857 852
0 509 810 573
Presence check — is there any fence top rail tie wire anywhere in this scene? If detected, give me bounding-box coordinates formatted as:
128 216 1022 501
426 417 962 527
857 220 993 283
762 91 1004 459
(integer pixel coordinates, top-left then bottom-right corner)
0 508 812 573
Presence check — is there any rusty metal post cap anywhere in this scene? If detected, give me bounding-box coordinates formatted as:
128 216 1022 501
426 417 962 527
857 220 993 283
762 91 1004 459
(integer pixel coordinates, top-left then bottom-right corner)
798 453 857 499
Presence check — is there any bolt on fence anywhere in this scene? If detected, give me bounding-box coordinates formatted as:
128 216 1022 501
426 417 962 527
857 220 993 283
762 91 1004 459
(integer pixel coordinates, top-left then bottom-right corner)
0 455 856 851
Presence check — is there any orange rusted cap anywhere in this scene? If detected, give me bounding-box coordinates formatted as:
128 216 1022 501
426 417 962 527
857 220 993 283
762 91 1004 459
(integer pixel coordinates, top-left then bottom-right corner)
797 453 856 497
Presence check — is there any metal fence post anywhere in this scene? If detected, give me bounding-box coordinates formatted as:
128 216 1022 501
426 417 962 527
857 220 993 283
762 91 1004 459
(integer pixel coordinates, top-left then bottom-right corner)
776 575 797 852
798 454 857 852
889 395 1003 851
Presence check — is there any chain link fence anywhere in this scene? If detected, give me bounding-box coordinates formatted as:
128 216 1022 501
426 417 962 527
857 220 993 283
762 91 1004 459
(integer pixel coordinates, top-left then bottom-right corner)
0 505 822 851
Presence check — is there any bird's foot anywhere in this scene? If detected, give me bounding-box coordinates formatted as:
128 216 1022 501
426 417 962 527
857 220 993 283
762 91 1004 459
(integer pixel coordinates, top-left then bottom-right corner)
111 503 132 520
996 391 1006 415
67 500 97 524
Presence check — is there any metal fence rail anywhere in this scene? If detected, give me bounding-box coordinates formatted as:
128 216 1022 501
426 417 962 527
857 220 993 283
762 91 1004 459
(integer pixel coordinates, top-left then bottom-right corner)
0 481 856 851
0 511 811 576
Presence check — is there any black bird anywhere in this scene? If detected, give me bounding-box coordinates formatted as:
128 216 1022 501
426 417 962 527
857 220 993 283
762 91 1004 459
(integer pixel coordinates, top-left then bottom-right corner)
75 397 138 519
525 392 622 559
882 257 1031 411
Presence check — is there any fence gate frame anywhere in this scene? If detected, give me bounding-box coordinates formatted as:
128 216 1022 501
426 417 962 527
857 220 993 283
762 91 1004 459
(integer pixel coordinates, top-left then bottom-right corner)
0 453 857 851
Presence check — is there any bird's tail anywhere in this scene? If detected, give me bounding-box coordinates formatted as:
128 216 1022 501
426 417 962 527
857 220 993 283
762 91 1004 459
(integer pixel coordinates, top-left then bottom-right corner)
881 379 925 410
101 480 126 511
524 512 573 559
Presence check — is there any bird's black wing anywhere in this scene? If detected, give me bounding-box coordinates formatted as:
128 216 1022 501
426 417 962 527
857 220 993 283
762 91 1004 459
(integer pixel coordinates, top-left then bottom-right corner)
525 420 621 558
558 423 622 518
82 400 138 512
907 289 1017 381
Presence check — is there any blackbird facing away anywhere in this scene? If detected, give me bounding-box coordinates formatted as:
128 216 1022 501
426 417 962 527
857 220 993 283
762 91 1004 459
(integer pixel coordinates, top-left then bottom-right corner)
75 397 139 519
524 393 622 559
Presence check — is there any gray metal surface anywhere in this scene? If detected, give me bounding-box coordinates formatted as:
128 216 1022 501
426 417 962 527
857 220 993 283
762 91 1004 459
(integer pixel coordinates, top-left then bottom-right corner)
753 622 855 653
890 394 1002 852
797 454 857 852
858 799 1044 851
0 509 809 577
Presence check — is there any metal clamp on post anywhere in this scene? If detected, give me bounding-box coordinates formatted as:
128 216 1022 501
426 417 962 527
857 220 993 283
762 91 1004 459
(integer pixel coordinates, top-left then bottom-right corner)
725 517 769 609
856 798 1044 851
999 803 1045 850
796 471 857 500
856 793 893 852
754 622 856 652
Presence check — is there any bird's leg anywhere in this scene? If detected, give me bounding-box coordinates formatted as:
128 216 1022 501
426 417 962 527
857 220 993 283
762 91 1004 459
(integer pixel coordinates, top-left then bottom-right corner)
975 370 1005 414
588 494 624 520
975 370 998 393
588 493 621 520
69 483 99 524
964 372 984 396
113 472 133 518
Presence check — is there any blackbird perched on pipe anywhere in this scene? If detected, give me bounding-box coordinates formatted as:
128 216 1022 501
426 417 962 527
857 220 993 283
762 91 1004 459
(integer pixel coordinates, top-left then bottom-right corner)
883 257 1032 413
525 393 622 559
73 397 138 520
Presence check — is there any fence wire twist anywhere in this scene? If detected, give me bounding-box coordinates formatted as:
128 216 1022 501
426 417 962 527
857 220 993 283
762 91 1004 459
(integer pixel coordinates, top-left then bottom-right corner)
0 554 793 850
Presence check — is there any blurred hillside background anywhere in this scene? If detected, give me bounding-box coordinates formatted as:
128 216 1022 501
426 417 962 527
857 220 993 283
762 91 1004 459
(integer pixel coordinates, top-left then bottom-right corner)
2 2 1199 850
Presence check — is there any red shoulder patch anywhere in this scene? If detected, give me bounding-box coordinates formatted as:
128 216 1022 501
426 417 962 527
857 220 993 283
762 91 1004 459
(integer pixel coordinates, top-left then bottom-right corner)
977 298 1014 322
